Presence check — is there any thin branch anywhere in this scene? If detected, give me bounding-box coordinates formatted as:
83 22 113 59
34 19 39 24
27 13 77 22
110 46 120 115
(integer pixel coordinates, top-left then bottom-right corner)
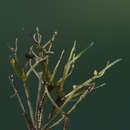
65 59 122 99
58 41 94 84
30 46 40 58
23 80 35 127
33 27 42 45
26 58 45 77
37 91 46 129
9 74 26 113
63 117 70 130
9 38 18 56
28 59 41 80
42 31 58 51
68 40 76 62
60 41 76 81
48 116 64 129
67 83 96 114
35 72 44 129
50 49 65 82
22 113 35 130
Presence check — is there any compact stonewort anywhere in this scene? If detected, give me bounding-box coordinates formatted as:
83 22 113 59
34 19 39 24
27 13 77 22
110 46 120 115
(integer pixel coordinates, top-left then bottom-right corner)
9 28 121 130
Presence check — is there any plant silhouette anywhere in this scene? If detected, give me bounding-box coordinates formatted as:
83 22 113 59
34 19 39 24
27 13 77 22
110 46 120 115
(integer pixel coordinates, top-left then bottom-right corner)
9 28 122 130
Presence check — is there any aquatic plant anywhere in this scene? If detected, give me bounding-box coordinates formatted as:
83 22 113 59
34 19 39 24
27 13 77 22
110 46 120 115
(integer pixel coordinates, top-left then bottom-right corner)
9 28 121 130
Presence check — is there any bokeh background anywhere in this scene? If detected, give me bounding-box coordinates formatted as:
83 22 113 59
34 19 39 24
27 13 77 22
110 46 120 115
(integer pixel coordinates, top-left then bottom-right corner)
0 0 129 130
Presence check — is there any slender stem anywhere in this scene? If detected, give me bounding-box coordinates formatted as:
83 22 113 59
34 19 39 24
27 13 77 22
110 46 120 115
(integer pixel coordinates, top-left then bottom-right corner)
50 50 65 82
9 74 34 130
67 84 95 114
9 74 26 113
63 117 69 130
26 58 44 77
37 90 46 130
23 80 35 127
35 72 44 129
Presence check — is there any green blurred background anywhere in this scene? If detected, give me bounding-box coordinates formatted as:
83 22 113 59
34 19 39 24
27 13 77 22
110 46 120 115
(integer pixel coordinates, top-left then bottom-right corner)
0 0 129 130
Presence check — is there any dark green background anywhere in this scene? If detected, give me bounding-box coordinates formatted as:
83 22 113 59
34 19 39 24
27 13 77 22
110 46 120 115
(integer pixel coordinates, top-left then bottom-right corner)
0 0 129 130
